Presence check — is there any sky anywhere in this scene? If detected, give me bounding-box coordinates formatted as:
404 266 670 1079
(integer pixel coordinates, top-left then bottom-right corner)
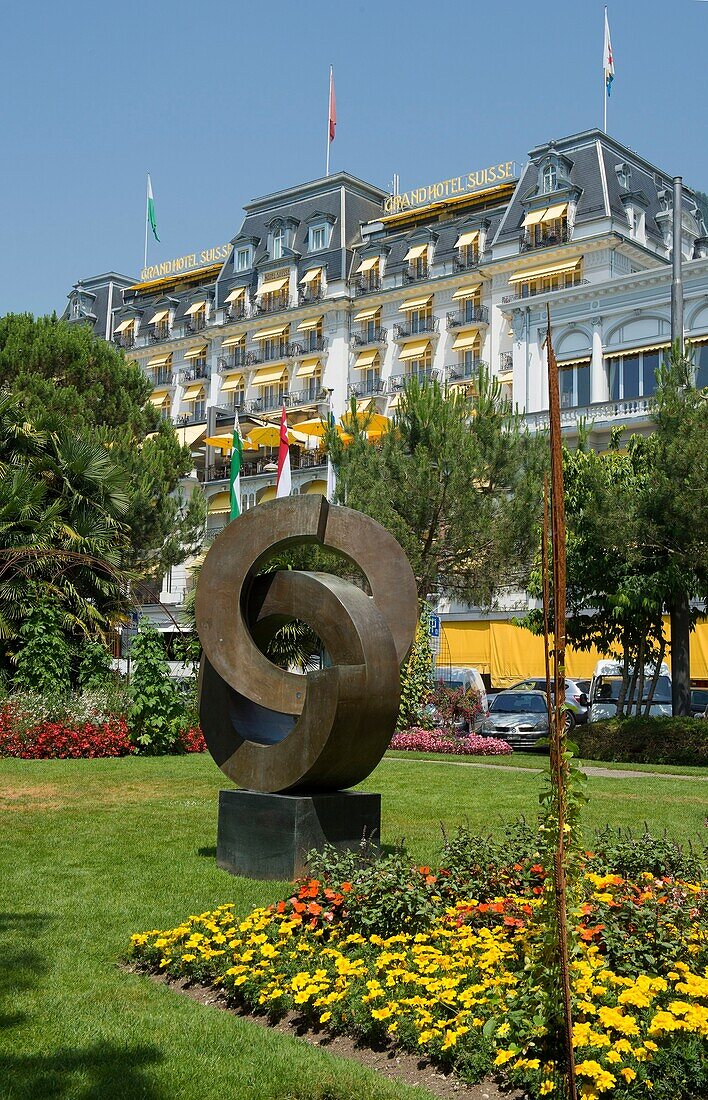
2 0 708 316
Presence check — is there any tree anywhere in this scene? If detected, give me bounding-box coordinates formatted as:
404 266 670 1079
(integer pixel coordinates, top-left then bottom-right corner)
397 603 434 729
0 391 133 659
128 620 186 754
326 370 547 606
0 314 205 579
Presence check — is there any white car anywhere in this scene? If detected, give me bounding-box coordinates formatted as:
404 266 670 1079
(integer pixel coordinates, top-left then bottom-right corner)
588 660 672 722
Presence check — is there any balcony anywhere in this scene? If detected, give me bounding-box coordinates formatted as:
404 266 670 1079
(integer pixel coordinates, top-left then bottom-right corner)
393 317 438 339
285 388 326 410
259 341 303 363
453 251 479 272
223 303 247 323
149 324 170 342
499 352 513 372
255 296 292 314
501 277 588 304
351 328 387 346
446 306 489 329
114 332 135 349
218 350 259 372
247 392 286 415
403 263 429 283
176 411 207 428
446 359 484 383
151 368 174 387
298 285 323 305
348 378 386 398
179 366 209 383
185 315 207 334
525 397 653 434
520 224 570 251
352 276 382 296
298 336 328 354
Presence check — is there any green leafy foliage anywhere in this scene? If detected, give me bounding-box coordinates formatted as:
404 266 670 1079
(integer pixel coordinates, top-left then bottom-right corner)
76 639 113 689
396 604 433 729
127 620 186 754
12 604 71 696
577 715 708 766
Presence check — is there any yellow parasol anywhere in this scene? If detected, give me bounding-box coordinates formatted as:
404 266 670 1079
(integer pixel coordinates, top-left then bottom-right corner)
295 417 353 442
340 411 391 435
246 425 307 448
204 433 258 452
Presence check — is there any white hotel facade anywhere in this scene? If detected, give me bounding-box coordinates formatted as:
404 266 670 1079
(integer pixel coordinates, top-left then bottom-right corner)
63 129 708 679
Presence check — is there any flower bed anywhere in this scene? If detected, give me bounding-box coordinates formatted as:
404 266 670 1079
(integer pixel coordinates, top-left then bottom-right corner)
390 727 512 756
0 707 207 759
130 853 708 1099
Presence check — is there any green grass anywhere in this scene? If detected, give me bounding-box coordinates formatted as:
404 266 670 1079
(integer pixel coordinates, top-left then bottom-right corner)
385 748 708 776
1 752 707 1099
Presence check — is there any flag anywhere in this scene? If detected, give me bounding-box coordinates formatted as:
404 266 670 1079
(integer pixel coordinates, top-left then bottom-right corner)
326 410 336 502
275 405 292 498
603 8 614 97
147 174 159 242
328 66 336 142
229 409 244 520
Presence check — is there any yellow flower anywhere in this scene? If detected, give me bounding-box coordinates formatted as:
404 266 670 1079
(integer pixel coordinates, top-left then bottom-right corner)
493 1049 517 1066
539 1082 555 1096
319 1011 331 1023
621 1067 637 1083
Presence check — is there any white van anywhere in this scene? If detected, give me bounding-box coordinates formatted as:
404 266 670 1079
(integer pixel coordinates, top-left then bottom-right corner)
588 660 672 722
433 665 488 729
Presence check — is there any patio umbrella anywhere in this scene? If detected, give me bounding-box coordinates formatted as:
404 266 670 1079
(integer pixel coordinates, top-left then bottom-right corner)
246 425 306 448
295 417 353 442
204 434 258 452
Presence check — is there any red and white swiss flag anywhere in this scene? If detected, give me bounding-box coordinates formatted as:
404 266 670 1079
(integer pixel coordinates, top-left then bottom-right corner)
328 67 336 143
275 404 292 498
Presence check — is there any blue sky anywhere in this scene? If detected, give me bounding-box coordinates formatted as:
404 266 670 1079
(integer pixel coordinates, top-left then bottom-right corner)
3 0 708 316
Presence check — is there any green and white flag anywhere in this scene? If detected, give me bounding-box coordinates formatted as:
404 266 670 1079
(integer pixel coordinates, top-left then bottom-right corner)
229 409 244 520
147 174 159 242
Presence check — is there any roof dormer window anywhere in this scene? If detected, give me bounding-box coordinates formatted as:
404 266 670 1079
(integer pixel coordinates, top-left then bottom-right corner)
309 224 329 252
542 163 558 194
272 226 284 261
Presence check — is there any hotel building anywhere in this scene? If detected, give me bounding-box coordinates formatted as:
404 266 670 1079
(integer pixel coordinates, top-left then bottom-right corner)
62 129 708 681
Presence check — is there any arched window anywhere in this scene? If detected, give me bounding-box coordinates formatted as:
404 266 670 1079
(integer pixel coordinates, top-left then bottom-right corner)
272 226 284 260
542 163 557 194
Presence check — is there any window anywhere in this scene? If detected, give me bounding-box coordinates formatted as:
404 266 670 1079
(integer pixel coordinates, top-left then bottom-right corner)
305 321 323 352
235 247 251 271
406 349 432 382
606 349 662 401
542 163 557 193
303 371 322 402
695 344 708 389
559 360 591 408
262 335 287 360
272 227 284 260
462 294 480 324
260 381 286 411
362 366 381 395
225 384 245 411
459 242 478 267
409 307 432 334
71 296 81 319
309 225 328 251
365 317 379 342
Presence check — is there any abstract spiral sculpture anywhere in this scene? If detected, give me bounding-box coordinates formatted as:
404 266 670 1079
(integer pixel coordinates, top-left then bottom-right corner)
195 495 418 794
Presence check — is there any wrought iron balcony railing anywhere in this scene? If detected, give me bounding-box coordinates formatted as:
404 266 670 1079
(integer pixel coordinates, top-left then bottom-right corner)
403 263 429 283
285 388 326 409
501 277 588 304
453 251 479 271
351 328 387 346
519 224 570 251
185 315 207 334
255 296 292 314
348 378 386 398
446 306 489 328
113 332 135 349
179 366 209 383
259 341 303 363
446 358 484 382
298 336 329 354
223 303 247 323
352 276 382 296
499 352 513 372
150 369 174 387
298 285 323 305
149 324 170 342
393 317 438 339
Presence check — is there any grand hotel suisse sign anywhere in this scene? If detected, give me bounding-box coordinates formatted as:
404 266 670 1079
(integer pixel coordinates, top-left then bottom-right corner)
384 162 517 215
140 244 231 283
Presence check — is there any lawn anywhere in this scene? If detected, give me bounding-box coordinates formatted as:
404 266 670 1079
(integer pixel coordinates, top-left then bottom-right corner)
1 752 706 1100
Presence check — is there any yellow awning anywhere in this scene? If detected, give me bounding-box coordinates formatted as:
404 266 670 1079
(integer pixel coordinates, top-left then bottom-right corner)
149 309 169 324
208 491 231 514
452 283 482 300
177 424 207 447
398 339 430 362
388 392 402 409
354 349 379 369
497 369 514 383
400 295 432 312
183 384 205 400
296 358 320 378
356 256 379 273
543 202 568 221
300 268 322 285
255 324 288 341
522 208 546 227
604 342 670 360
452 329 480 351
221 334 244 348
252 365 286 386
184 345 207 359
355 399 374 414
508 260 581 284
259 276 288 295
147 354 171 368
354 305 380 321
149 391 170 407
558 354 591 366
296 316 323 332
114 318 134 333
225 287 245 303
404 243 427 261
456 229 479 248
220 373 244 392
185 300 207 315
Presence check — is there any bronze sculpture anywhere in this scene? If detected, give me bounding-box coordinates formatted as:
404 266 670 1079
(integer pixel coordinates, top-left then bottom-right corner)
196 495 418 795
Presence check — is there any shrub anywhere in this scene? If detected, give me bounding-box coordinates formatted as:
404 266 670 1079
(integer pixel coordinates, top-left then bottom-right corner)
127 620 186 754
397 605 434 730
390 726 512 756
0 713 133 758
177 727 206 753
577 715 708 766
13 605 72 696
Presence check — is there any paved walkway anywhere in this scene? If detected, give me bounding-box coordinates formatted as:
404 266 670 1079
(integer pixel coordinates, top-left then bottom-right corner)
383 756 708 782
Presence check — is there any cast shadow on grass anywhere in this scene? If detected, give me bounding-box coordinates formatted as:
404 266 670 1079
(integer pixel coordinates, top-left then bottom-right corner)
0 913 53 1032
0 1042 165 1100
197 846 216 859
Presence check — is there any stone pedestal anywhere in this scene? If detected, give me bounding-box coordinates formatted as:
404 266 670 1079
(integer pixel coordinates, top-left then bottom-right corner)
216 789 381 881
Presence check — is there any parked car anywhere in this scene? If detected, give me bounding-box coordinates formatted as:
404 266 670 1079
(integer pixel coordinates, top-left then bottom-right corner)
507 677 588 728
480 690 549 752
588 660 672 722
691 688 708 718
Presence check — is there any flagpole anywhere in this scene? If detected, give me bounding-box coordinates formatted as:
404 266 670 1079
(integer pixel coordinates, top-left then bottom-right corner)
144 175 149 271
325 66 332 177
603 7 607 133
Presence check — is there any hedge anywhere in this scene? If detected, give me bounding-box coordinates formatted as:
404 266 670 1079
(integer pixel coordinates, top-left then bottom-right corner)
576 716 708 766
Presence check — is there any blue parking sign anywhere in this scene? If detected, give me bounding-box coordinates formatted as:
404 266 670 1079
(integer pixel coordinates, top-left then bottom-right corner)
428 614 440 638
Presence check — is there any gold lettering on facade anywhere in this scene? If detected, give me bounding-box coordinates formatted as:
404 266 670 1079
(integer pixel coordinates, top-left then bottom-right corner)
383 162 517 214
140 243 231 283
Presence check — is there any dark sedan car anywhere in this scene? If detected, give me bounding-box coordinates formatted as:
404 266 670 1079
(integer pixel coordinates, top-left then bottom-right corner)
692 688 708 718
480 690 549 752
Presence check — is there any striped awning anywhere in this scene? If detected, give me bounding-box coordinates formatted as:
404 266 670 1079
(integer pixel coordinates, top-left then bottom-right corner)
398 339 430 362
185 300 206 315
604 342 670 360
296 316 323 332
224 287 245 303
354 305 380 321
452 330 480 352
184 345 207 360
183 384 205 400
404 243 427 261
148 309 169 325
252 365 286 386
300 268 322 285
114 318 134 333
356 256 379 273
452 283 482 300
220 373 244 392
259 276 288 295
296 358 320 378
400 295 431 312
508 260 580 284
147 354 171 368
221 334 244 348
255 324 288 341
455 229 479 248
558 354 591 366
149 391 170 407
354 349 379 369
